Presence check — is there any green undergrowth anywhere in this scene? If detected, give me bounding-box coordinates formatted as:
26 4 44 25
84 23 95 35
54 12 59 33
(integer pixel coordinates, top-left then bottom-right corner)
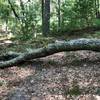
85 31 100 39
1 31 100 54
0 36 55 54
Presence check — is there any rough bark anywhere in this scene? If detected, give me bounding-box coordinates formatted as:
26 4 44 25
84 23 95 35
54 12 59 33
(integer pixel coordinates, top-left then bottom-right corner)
57 0 61 31
0 52 22 61
1 38 100 68
42 0 50 36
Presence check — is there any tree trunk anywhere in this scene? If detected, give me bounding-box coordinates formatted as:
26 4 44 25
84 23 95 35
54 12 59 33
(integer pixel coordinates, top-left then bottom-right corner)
42 0 50 36
95 0 100 18
1 38 100 68
57 0 61 31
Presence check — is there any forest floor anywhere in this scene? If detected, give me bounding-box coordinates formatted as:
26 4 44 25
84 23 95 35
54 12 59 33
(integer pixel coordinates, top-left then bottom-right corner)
0 33 100 100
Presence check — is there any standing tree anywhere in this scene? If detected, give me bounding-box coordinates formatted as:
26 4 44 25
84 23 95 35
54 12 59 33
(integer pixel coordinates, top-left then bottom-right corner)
95 0 100 18
42 0 50 36
57 0 61 31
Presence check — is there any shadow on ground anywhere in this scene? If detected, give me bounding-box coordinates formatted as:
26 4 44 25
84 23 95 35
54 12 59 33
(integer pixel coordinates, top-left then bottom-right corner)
0 51 100 100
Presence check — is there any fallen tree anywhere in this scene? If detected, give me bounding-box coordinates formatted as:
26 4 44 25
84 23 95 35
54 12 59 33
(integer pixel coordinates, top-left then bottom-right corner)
1 38 100 68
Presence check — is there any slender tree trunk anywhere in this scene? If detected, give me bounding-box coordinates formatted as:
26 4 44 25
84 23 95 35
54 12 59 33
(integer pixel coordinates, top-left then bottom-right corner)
5 19 8 33
42 0 50 36
97 0 99 12
58 0 61 31
19 0 26 33
95 0 100 18
42 0 45 34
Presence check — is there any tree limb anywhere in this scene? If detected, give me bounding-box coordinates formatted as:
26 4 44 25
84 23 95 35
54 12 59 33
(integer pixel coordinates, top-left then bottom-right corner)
0 51 22 61
1 38 100 68
8 0 19 20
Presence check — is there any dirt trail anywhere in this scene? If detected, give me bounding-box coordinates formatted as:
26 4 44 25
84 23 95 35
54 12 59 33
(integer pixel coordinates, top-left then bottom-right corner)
0 51 100 100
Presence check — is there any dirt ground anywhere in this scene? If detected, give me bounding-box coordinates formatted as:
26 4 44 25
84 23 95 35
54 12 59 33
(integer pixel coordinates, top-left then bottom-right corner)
0 50 100 100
